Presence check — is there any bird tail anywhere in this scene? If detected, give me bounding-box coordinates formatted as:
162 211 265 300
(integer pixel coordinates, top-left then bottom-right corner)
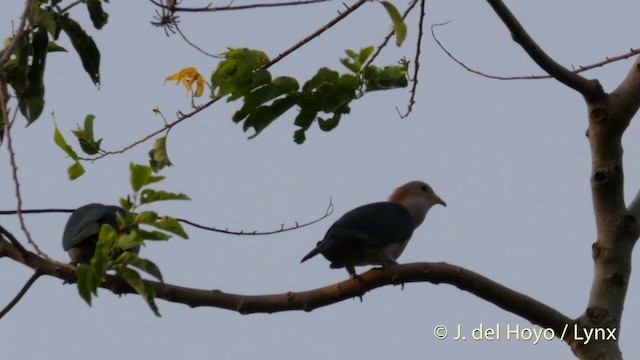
300 241 324 263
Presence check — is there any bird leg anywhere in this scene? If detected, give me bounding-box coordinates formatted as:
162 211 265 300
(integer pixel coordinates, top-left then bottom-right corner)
346 264 360 281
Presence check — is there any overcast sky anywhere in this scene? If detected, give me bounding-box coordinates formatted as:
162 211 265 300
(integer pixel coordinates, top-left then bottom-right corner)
2 1 640 359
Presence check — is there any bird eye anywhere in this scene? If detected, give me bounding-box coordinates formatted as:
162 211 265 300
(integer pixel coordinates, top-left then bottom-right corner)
421 184 428 192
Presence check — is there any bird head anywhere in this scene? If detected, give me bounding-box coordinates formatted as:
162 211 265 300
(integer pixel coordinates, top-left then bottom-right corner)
388 181 446 227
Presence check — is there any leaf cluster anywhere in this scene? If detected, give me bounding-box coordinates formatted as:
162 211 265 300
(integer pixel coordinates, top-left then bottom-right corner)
76 163 190 316
1 0 106 140
211 46 408 144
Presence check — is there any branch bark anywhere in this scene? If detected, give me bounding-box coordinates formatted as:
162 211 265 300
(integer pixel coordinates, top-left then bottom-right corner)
0 233 574 341
484 2 640 359
485 0 604 101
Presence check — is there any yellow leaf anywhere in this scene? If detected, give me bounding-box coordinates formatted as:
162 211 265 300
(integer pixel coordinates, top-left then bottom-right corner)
164 67 206 98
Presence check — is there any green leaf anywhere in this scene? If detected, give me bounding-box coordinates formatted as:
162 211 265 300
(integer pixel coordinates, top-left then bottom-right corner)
60 15 100 85
133 212 187 239
211 48 271 99
293 129 306 144
318 113 341 132
54 121 86 179
134 228 171 241
116 231 145 251
96 224 118 268
28 5 57 36
148 136 172 173
140 189 190 204
363 64 408 91
116 252 163 283
119 197 133 212
381 1 407 46
244 96 296 139
119 267 161 317
72 114 103 155
5 35 29 93
18 26 48 123
75 265 96 305
68 161 85 180
359 46 374 63
86 0 109 29
84 114 95 139
233 76 299 123
340 47 374 74
293 109 317 130
130 163 165 192
134 210 159 224
119 267 144 294
153 216 188 239
53 123 78 160
47 41 67 52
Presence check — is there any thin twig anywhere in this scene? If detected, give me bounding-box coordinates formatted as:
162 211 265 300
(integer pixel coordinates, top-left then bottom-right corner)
59 0 84 14
0 198 334 236
177 197 333 235
400 0 426 118
2 92 44 257
0 0 35 67
0 271 42 320
485 0 601 100
432 22 640 81
264 0 369 70
174 24 222 58
363 0 419 70
89 0 369 159
88 97 220 159
150 0 334 12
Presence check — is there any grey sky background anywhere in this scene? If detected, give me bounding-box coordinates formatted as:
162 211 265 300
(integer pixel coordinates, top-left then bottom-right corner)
2 1 640 359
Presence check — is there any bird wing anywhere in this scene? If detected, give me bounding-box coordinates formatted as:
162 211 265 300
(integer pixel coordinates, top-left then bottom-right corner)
62 204 124 250
327 202 415 246
301 202 415 262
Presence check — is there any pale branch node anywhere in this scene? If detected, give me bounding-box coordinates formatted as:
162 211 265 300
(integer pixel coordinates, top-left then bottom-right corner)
0 231 574 341
431 22 640 81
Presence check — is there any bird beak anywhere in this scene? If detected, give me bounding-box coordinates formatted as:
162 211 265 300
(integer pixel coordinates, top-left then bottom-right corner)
436 196 447 207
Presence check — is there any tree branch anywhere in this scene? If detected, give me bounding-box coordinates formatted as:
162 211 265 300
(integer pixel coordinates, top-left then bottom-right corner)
0 0 35 68
0 197 333 236
0 233 574 342
485 0 603 100
0 271 41 320
150 0 334 13
431 22 640 81
574 39 640 360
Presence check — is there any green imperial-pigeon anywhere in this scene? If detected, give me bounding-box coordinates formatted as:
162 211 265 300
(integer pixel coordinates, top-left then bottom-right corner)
301 181 446 278
62 203 137 265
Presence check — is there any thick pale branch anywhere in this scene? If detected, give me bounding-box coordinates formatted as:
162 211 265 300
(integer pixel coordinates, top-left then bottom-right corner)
577 36 640 360
485 0 602 100
0 234 573 340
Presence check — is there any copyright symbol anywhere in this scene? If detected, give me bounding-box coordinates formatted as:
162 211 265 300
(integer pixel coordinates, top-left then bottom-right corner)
434 325 448 339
